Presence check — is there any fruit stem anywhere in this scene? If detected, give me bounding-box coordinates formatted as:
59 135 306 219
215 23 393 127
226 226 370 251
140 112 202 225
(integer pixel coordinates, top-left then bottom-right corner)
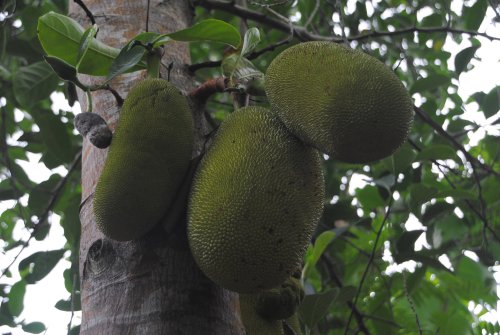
146 48 162 79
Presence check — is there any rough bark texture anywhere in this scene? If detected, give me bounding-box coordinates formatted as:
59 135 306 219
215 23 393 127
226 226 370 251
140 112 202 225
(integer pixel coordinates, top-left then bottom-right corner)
71 1 244 334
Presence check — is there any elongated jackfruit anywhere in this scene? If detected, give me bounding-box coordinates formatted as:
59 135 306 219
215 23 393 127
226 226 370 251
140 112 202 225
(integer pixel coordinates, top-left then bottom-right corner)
265 41 413 163
93 78 193 241
188 107 324 293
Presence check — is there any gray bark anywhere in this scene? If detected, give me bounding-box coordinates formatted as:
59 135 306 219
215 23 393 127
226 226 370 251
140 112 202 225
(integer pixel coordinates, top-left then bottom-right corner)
71 1 243 334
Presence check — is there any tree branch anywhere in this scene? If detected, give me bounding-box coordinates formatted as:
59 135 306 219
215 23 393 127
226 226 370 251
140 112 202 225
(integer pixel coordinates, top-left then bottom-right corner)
73 0 96 25
194 0 500 42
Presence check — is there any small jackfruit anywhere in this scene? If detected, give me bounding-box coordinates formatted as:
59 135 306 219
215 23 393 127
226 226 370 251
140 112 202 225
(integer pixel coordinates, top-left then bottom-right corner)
240 294 284 335
240 277 304 335
188 107 324 293
255 276 304 320
265 41 413 163
93 78 193 241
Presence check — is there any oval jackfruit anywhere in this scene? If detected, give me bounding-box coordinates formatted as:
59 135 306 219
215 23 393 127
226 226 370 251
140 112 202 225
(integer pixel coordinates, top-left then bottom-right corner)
188 107 324 293
265 41 414 163
93 78 193 241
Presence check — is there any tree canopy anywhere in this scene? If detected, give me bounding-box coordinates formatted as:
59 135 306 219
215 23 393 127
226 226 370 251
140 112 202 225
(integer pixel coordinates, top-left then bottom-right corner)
0 0 499 334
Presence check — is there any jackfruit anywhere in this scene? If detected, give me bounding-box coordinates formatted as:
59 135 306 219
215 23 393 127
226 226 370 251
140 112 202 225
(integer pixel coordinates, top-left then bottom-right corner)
265 41 413 163
240 277 304 335
240 293 284 335
255 276 304 320
93 78 193 241
188 107 324 293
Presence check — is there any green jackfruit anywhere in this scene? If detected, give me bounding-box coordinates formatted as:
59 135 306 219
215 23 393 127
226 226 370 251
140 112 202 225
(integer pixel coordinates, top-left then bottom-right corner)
93 78 193 241
265 41 413 163
188 107 324 293
240 277 304 335
255 276 304 320
240 294 284 335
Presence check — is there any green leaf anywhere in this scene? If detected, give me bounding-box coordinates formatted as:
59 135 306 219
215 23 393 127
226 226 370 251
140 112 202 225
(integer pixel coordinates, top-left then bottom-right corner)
454 44 480 75
38 12 120 76
408 184 438 213
334 286 357 304
68 325 80 335
105 43 146 83
28 175 62 216
435 188 476 200
299 288 339 329
156 19 241 48
18 249 66 284
76 24 98 69
482 86 499 118
382 143 417 174
22 322 46 334
241 27 260 56
464 0 488 30
355 185 385 209
31 108 75 164
12 61 60 109
410 74 450 94
55 293 81 311
395 230 425 254
304 231 336 275
44 56 79 83
416 145 457 161
7 280 26 317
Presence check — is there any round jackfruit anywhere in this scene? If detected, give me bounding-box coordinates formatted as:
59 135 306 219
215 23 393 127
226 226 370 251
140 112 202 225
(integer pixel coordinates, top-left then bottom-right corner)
93 78 193 241
188 107 324 293
265 41 414 163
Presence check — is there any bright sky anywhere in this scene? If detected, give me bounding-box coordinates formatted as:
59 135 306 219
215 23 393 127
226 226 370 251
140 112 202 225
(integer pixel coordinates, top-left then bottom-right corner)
0 2 499 334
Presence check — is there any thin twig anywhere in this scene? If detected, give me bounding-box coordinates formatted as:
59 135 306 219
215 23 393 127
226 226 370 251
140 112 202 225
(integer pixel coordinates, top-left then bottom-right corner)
67 272 78 333
146 0 151 32
188 38 290 72
0 151 82 280
304 0 320 28
322 254 372 335
414 106 499 177
402 271 423 335
73 0 95 25
343 200 393 335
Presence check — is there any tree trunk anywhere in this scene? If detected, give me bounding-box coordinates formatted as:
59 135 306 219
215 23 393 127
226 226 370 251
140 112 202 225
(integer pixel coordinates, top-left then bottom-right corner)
71 1 244 334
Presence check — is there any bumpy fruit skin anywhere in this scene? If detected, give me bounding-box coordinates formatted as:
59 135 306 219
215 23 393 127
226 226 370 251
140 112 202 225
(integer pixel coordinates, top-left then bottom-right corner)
265 41 414 163
93 78 193 241
188 107 324 293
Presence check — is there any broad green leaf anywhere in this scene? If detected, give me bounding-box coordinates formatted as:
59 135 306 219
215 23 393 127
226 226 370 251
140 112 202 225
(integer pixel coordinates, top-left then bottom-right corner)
31 108 75 164
355 185 385 209
76 24 99 69
7 280 26 317
304 231 336 275
28 175 62 216
105 43 146 83
155 19 241 48
68 325 80 335
0 301 15 327
421 202 455 225
395 230 425 254
55 293 81 311
408 184 438 213
44 56 79 83
12 61 59 109
432 215 467 248
221 54 264 84
464 0 488 30
22 322 46 334
416 145 457 161
454 44 480 75
410 74 450 94
482 86 499 118
241 27 260 55
382 143 417 173
299 288 339 329
322 200 359 227
0 180 22 201
0 64 11 80
19 249 66 284
38 12 120 76
334 286 357 304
